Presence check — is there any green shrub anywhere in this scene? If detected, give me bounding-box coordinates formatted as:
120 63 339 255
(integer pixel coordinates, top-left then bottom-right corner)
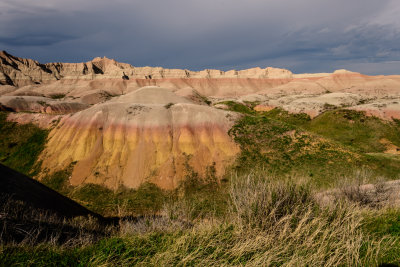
218 101 255 115
164 102 174 109
42 170 71 194
49 94 66 99
263 107 311 126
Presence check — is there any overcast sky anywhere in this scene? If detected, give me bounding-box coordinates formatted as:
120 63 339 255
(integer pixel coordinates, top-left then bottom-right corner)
0 0 399 74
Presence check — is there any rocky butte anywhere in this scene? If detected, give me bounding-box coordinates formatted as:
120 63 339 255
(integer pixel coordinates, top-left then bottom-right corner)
1 50 400 189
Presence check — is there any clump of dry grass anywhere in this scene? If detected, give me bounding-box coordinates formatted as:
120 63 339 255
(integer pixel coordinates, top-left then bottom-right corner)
229 172 313 231
317 169 397 208
222 172 394 266
117 214 191 236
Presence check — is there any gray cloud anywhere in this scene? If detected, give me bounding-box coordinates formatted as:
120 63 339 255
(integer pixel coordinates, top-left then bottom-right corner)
0 34 77 46
0 0 399 74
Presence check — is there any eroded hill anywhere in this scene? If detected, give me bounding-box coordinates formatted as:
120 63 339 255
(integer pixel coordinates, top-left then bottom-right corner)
39 87 239 190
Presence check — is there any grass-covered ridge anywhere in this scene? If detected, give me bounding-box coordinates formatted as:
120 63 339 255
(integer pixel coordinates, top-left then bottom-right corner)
229 114 359 182
304 109 400 153
261 107 400 156
0 112 48 176
225 102 400 184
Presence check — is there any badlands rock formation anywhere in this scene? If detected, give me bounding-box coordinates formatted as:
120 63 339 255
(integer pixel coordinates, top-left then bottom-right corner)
39 87 239 190
0 95 89 114
2 51 400 119
1 51 400 189
0 50 293 86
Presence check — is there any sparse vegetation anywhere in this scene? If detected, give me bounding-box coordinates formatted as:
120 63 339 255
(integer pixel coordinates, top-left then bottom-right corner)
323 102 337 110
36 100 48 106
164 102 174 109
198 94 212 105
49 93 66 99
262 106 311 126
218 100 255 115
42 168 169 216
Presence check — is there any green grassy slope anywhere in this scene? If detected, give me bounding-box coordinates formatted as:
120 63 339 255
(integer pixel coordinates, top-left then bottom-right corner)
304 110 400 153
228 104 400 185
0 112 48 176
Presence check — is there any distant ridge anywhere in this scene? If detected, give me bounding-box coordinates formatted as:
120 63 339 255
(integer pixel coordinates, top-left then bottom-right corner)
0 50 353 87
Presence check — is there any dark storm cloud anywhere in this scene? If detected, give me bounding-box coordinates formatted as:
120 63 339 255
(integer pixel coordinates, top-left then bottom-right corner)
0 34 77 46
0 0 399 74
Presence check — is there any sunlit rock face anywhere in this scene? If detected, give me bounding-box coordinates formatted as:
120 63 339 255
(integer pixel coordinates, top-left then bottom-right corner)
39 87 239 190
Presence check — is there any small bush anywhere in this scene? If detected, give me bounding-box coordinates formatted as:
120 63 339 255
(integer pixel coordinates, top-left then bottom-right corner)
42 170 71 194
36 100 48 106
230 172 314 230
164 103 174 109
323 102 337 110
263 107 311 126
218 101 255 115
49 94 66 99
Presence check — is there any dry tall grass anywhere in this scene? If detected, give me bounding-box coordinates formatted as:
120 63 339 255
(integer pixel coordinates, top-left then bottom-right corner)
2 171 400 266
225 173 393 266
89 172 400 266
0 194 108 247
